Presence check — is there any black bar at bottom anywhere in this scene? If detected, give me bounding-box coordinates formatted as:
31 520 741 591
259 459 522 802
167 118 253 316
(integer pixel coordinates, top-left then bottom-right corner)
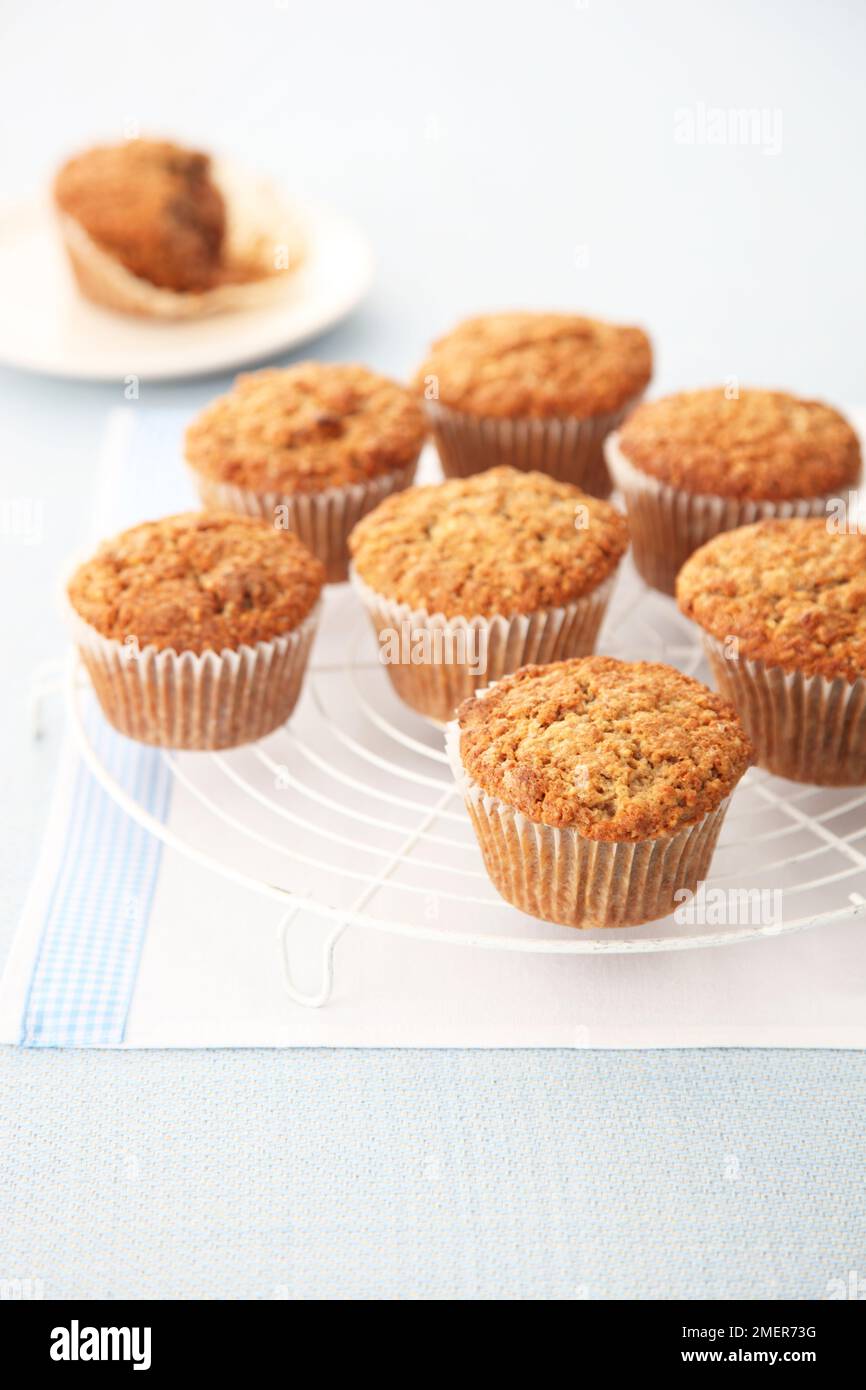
3 1296 861 1371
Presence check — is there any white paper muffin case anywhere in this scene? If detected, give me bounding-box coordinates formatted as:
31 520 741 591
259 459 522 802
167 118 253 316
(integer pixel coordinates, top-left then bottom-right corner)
423 398 643 499
701 634 866 786
604 432 836 596
445 720 732 929
68 603 321 751
188 459 420 584
350 568 615 726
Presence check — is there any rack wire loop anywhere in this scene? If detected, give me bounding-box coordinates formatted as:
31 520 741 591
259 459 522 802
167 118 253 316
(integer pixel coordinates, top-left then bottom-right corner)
278 910 344 1009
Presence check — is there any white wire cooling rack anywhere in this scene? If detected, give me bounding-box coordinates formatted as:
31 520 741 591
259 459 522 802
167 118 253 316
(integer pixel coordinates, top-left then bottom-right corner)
68 559 866 1006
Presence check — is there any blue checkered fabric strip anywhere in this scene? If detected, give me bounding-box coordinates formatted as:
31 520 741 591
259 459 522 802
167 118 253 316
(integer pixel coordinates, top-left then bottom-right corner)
20 708 172 1047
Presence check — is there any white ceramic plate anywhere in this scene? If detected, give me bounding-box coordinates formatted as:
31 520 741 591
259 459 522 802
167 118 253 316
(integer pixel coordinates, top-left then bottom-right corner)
0 196 374 382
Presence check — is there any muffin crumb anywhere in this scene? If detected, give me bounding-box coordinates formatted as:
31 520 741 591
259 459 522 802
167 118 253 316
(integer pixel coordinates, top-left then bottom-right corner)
414 312 651 419
676 517 866 681
457 656 753 839
349 466 629 616
618 388 861 500
54 140 226 292
68 512 324 654
185 363 427 495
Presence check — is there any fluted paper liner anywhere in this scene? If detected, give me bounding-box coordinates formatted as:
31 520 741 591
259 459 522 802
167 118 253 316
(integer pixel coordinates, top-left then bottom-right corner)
68 602 321 750
446 720 732 928
424 397 643 499
188 458 419 584
56 160 305 320
351 568 615 726
605 432 837 596
701 634 866 785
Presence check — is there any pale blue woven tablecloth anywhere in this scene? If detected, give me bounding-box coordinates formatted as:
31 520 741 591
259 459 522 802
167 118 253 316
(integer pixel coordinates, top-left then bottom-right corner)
2 1049 864 1300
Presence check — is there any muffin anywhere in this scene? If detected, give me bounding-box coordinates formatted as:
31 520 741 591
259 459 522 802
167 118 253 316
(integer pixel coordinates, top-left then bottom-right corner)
606 388 861 595
349 466 629 724
677 518 866 784
413 312 652 498
185 363 426 582
66 513 324 749
446 656 754 929
53 138 303 318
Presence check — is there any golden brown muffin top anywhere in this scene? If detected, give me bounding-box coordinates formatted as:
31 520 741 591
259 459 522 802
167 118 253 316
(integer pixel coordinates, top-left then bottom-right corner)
185 363 427 495
676 518 866 682
54 139 226 293
68 512 324 654
413 312 652 419
349 466 629 617
617 388 861 500
456 656 753 839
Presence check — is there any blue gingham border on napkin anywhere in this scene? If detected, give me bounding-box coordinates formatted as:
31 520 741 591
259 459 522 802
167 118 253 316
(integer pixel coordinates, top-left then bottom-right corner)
20 707 172 1047
16 408 183 1047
